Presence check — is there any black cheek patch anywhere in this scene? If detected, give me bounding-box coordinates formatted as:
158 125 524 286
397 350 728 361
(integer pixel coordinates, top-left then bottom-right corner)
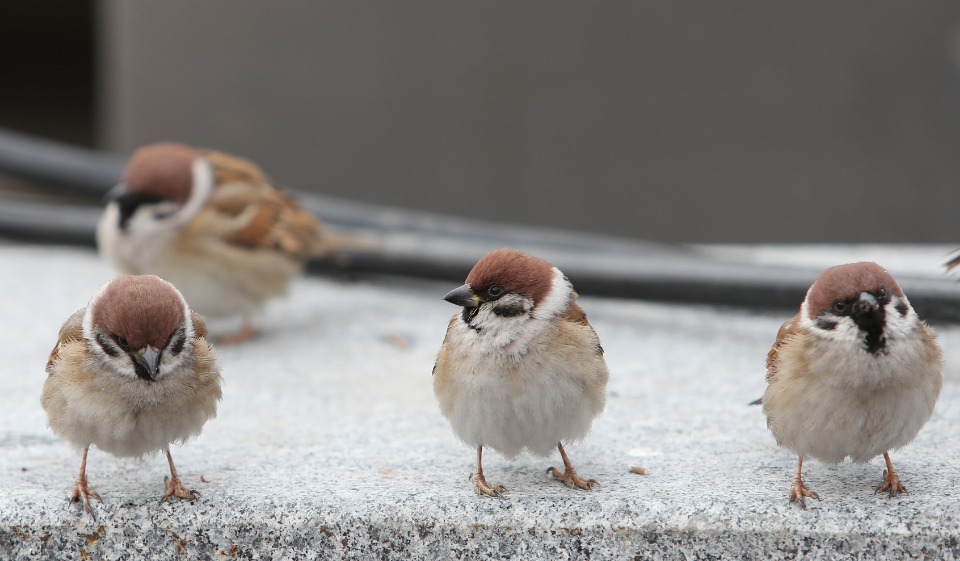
816 319 838 331
895 302 908 317
492 302 528 318
461 307 483 332
96 332 120 357
461 308 478 324
169 331 186 356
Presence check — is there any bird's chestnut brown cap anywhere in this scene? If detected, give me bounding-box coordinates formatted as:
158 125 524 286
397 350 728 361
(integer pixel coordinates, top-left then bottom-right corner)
465 248 555 306
806 262 904 320
120 143 200 204
90 275 185 350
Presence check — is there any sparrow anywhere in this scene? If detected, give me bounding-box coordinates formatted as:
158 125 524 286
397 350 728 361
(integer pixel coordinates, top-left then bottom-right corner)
41 275 223 517
433 248 609 496
761 262 942 508
96 142 371 343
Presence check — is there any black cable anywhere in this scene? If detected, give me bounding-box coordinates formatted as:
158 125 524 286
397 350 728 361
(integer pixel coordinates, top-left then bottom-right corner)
0 197 99 246
1 127 959 322
0 129 124 197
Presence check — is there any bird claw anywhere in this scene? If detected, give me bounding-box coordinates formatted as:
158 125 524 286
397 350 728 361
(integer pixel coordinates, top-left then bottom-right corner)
547 466 598 490
216 322 256 346
160 476 200 504
470 473 505 497
789 481 820 509
875 469 908 498
69 480 101 519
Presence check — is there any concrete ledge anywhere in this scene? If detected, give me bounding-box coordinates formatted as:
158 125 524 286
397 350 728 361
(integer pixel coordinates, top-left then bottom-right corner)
2 244 960 560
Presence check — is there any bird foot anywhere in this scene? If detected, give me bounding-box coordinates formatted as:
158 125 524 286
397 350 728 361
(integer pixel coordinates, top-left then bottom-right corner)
470 473 505 497
161 476 200 504
216 323 256 346
875 469 908 498
789 480 820 509
547 466 598 490
69 478 101 518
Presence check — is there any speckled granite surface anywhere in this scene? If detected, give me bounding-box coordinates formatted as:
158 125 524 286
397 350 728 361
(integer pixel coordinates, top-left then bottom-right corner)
2 244 959 560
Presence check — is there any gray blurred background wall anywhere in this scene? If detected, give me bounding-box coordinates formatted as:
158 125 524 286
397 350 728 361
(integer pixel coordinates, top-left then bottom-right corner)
3 2 960 243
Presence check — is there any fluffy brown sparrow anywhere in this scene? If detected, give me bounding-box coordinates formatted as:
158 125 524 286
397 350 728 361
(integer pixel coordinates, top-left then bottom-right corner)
97 143 369 343
433 248 609 496
41 275 223 517
762 262 942 508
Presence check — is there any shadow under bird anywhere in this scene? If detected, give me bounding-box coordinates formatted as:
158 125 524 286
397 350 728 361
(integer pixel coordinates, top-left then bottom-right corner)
760 262 942 508
433 248 609 496
41 275 223 518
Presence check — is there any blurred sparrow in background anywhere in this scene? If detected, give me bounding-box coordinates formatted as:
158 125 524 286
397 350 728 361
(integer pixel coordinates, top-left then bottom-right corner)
433 248 608 496
97 143 372 343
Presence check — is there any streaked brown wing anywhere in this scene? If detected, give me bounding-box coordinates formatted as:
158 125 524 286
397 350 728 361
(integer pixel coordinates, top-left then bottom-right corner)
204 149 272 186
560 298 589 327
205 183 322 255
191 311 209 340
560 299 604 356
197 149 371 259
765 313 799 382
46 308 85 372
432 315 458 376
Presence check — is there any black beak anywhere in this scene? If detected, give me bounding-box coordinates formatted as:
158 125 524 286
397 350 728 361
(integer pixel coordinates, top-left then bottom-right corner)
106 184 145 230
104 183 129 203
132 345 161 381
444 284 480 308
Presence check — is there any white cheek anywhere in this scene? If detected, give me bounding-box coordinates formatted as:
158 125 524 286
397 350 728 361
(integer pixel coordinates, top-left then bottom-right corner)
101 203 180 272
454 295 557 357
126 202 181 234
532 268 573 320
804 314 861 344
472 296 528 342
86 340 139 380
883 297 918 340
96 205 122 252
155 340 194 380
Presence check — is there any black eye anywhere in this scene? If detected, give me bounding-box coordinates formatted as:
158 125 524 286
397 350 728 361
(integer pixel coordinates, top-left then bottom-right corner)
113 335 131 350
877 287 887 300
833 300 847 314
488 285 504 298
